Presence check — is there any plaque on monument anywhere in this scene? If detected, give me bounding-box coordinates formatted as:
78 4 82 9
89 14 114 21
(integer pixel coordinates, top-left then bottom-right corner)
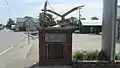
47 43 63 59
45 33 66 42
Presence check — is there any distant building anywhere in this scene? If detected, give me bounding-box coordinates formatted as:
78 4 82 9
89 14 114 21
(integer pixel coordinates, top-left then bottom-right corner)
15 17 39 31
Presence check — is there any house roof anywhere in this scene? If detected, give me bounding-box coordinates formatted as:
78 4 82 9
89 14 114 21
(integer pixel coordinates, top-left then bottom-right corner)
16 17 39 23
16 18 27 23
31 18 39 23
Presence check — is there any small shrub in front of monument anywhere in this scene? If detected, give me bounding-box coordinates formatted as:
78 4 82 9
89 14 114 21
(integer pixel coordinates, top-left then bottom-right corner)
72 50 88 60
86 50 99 60
73 50 99 60
72 51 83 60
115 51 120 60
73 50 120 60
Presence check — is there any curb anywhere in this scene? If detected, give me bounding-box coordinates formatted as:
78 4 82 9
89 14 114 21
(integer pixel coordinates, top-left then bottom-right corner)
21 33 28 39
22 33 37 39
24 44 33 58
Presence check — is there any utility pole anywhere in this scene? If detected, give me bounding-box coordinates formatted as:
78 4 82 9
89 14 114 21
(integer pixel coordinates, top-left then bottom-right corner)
78 6 85 33
78 7 81 33
27 29 30 45
27 21 30 45
102 0 117 61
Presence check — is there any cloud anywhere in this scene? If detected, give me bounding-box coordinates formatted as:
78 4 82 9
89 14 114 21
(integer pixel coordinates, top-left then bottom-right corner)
46 4 84 14
0 5 7 8
22 3 102 20
23 0 44 3
46 3 102 15
23 6 41 17
85 4 103 9
0 0 104 24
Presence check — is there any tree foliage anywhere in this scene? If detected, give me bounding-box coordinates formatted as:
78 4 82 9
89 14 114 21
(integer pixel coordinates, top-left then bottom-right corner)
91 16 99 20
24 16 32 18
39 12 56 27
69 17 78 26
6 18 15 29
0 24 3 26
80 17 86 20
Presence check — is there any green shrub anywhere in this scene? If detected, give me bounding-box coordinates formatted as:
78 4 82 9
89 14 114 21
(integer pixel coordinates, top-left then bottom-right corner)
86 50 99 60
73 51 84 60
72 50 120 60
73 50 99 60
115 51 120 60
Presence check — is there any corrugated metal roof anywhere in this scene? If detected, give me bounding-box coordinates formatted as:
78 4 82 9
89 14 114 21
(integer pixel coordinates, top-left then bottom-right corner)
81 20 102 26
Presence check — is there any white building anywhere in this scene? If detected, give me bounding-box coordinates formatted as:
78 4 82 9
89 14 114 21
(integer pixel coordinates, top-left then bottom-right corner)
15 17 39 31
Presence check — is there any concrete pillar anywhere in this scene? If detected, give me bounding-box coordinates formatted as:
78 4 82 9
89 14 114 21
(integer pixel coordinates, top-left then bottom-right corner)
102 0 117 61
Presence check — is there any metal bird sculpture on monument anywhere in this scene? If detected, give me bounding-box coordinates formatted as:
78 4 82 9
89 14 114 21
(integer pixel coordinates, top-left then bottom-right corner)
40 1 85 27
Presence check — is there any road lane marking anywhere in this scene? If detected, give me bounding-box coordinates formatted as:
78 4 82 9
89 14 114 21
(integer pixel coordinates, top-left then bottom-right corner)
0 39 27 56
0 32 29 56
0 46 14 56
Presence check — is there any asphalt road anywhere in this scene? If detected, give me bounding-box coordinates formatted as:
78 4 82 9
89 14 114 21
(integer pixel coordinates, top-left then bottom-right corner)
72 33 120 52
0 28 25 53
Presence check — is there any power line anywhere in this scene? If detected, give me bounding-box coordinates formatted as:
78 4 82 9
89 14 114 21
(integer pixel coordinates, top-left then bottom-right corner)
5 0 11 18
5 0 8 6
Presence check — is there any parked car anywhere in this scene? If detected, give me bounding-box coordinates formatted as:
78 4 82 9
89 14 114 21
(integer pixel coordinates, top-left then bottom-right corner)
11 25 15 30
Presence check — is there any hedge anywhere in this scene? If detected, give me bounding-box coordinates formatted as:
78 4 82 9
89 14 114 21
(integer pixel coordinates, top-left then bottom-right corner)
72 50 120 60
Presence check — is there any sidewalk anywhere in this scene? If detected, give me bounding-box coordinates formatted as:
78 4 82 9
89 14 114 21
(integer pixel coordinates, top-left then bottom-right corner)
25 39 39 60
5 38 39 68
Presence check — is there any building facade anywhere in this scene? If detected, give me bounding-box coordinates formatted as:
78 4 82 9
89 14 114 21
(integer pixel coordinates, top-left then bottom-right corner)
15 17 39 31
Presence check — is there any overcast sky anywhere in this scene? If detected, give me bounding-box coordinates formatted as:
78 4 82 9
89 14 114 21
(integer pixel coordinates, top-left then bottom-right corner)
0 0 120 24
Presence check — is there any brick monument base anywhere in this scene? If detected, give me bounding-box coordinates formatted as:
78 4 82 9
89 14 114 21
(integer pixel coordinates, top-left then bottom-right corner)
39 27 74 66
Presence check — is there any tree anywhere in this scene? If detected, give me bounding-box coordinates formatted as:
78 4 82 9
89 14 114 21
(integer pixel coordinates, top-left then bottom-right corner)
0 24 3 26
6 18 15 29
39 12 56 27
24 16 32 18
69 17 78 26
80 17 86 20
91 16 99 20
